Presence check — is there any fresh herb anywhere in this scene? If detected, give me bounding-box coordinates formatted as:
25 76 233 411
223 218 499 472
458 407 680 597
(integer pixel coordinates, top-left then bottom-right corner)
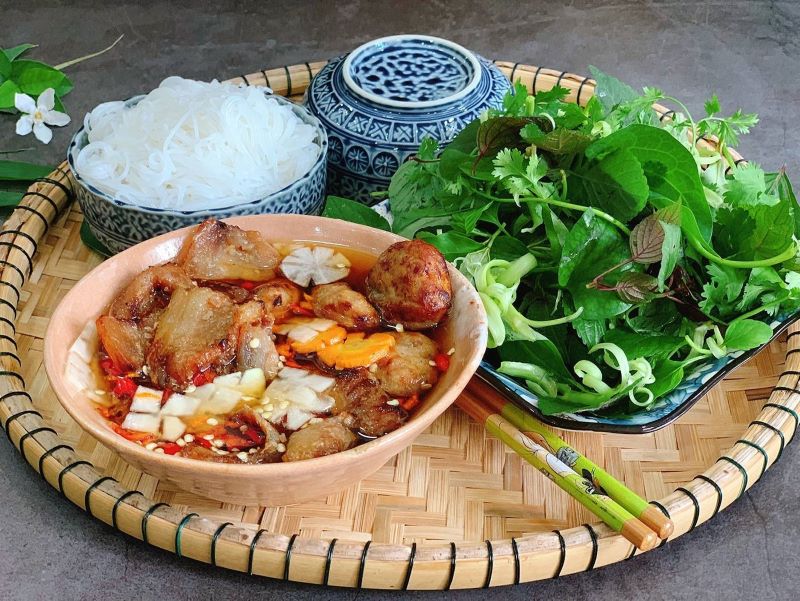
324 68 800 418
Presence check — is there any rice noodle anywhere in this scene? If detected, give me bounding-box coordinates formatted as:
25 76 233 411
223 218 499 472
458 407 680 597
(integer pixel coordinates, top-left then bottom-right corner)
75 76 321 211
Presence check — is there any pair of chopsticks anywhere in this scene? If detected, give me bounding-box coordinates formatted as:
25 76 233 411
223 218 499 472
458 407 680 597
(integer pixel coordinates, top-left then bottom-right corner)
457 371 673 551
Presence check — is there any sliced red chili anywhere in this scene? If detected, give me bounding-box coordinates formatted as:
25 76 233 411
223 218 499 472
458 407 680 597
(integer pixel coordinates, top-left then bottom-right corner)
195 437 212 449
434 353 450 372
192 370 215 387
161 388 174 405
112 377 138 399
290 303 315 317
240 280 256 290
159 442 182 455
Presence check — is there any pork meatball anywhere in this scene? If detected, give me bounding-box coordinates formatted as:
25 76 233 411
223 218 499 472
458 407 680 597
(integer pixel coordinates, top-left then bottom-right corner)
366 239 452 330
253 278 302 321
311 282 379 331
283 418 357 462
330 369 407 437
376 332 439 398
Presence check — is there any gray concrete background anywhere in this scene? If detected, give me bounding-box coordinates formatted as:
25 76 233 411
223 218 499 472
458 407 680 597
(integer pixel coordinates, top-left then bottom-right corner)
2 1 799 599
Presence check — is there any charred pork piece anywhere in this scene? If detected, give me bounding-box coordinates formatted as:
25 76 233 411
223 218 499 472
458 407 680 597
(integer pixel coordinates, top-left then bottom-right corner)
330 369 407 437
146 287 236 390
366 239 452 330
96 315 149 372
108 264 193 321
376 332 439 398
253 278 303 320
98 264 193 371
232 300 281 379
311 282 379 331
199 281 253 304
176 218 280 282
179 444 241 463
282 417 357 462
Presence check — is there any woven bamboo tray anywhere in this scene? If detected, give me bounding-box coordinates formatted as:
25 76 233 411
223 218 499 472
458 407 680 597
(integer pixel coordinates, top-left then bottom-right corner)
1 61 798 590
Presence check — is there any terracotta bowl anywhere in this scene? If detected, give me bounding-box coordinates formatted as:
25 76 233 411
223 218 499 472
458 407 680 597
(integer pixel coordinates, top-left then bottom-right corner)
44 215 488 505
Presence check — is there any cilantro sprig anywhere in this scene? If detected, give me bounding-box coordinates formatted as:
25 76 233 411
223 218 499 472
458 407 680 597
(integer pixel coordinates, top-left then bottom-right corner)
324 68 800 418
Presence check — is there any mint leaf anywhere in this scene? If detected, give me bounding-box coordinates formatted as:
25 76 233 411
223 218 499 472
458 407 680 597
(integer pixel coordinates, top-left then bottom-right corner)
723 319 773 351
520 124 592 155
588 65 639 113
416 231 483 261
322 196 391 231
657 219 682 290
559 209 633 319
388 159 442 216
572 317 607 348
603 329 685 360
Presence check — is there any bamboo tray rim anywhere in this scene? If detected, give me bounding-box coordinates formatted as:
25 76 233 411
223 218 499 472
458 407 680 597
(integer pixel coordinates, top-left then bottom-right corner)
0 60 797 590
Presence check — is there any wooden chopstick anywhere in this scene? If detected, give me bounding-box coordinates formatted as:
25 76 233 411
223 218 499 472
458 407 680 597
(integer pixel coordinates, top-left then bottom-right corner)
470 371 674 540
456 389 659 551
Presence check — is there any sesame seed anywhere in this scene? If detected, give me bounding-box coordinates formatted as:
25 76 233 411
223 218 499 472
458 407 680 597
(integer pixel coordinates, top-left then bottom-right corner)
265 404 274 411
242 395 255 402
202 434 214 441
93 389 106 395
368 363 378 373
276 443 286 453
279 401 289 409
395 323 405 333
145 442 157 450
387 399 400 406
206 417 219 426
428 360 437 367
335 263 347 268
239 425 248 433
183 434 194 442
154 447 165 454
279 356 286 363
237 452 249 461
248 448 257 454
447 347 456 356
249 338 261 349
309 417 322 424
185 384 197 393
216 449 229 455
213 439 224 448
176 439 186 447
230 447 240 453
421 383 432 390
142 365 150 375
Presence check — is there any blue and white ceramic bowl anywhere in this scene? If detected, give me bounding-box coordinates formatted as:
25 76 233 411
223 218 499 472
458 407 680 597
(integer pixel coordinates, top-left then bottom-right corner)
304 34 512 202
67 92 328 255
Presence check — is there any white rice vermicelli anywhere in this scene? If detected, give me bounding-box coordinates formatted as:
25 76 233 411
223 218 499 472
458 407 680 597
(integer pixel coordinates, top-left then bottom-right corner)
75 76 321 211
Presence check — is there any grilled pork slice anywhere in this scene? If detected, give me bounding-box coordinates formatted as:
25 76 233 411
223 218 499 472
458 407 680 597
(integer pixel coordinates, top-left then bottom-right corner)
96 315 149 371
253 278 303 321
146 287 236 390
176 218 280 282
311 282 379 331
376 332 439 398
108 264 193 321
330 369 407 437
233 300 281 379
282 417 357 462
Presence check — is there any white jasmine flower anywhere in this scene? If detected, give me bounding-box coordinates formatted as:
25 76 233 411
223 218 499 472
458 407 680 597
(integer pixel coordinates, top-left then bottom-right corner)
14 88 70 144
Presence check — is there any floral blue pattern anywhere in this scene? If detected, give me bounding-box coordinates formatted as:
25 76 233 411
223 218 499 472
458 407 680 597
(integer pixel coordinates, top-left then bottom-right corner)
67 93 328 255
304 35 512 202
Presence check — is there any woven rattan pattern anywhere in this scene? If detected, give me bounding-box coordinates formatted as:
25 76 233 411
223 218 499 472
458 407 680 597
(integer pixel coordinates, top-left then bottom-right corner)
0 62 797 589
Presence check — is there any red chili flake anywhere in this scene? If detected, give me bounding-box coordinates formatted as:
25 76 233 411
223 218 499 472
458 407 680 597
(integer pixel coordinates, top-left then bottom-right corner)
159 443 182 455
112 377 138 399
161 388 174 405
240 280 256 290
192 370 215 387
434 353 450 372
